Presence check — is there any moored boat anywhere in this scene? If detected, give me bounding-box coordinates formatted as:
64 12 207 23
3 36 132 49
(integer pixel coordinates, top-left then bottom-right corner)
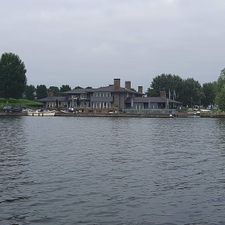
27 110 55 116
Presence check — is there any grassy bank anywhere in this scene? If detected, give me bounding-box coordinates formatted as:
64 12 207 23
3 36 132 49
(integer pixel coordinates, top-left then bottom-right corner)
0 98 42 109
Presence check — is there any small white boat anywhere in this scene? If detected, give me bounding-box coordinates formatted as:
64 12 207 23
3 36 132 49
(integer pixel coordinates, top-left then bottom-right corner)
27 110 55 117
194 110 201 116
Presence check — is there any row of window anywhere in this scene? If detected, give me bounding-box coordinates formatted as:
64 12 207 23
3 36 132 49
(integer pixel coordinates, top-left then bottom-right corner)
70 93 111 98
47 102 67 108
71 94 87 99
134 103 165 109
92 102 112 109
94 92 111 97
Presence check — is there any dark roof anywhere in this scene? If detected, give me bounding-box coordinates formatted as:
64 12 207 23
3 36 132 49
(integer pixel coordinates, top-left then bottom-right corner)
95 85 140 94
65 88 95 94
94 85 114 92
38 96 67 102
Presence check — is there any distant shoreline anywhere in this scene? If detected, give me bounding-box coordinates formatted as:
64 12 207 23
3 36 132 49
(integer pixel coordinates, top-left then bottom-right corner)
0 111 195 118
1 111 225 118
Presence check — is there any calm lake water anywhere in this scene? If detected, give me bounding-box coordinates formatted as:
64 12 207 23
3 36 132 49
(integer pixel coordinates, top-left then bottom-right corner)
1 117 225 225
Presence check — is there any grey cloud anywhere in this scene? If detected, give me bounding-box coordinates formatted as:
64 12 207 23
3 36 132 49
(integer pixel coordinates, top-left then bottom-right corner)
0 0 225 90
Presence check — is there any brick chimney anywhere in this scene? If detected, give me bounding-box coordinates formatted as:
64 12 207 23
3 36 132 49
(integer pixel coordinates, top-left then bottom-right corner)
114 78 120 92
138 86 143 94
125 81 131 90
160 91 166 98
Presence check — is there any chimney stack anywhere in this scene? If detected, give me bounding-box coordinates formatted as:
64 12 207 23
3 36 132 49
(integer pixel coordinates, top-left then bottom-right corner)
138 86 143 94
114 78 120 92
160 91 166 98
125 81 131 90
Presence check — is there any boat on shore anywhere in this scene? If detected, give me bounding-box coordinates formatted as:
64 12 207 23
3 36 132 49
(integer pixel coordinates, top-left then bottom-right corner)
27 110 55 117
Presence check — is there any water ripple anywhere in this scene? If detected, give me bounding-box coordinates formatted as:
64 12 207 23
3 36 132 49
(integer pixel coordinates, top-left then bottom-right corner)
1 117 225 225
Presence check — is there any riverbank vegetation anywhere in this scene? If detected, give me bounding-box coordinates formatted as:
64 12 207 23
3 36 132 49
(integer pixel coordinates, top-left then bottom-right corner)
147 74 217 108
0 98 42 109
0 51 225 111
145 69 223 111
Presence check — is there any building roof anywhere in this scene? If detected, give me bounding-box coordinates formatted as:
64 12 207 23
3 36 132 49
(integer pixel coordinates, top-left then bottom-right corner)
95 85 140 94
38 96 68 102
65 88 95 94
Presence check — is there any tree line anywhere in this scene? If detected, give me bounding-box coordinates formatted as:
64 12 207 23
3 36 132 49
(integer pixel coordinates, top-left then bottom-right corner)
146 74 217 108
0 52 72 100
25 84 71 100
0 52 225 110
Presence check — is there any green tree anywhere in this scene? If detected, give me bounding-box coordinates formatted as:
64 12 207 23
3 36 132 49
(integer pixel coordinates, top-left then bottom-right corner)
179 78 203 107
202 82 217 107
0 52 27 98
147 74 204 107
217 68 225 93
146 74 183 98
36 85 47 99
216 68 225 110
25 85 36 100
48 86 59 96
146 88 158 97
60 85 71 92
216 85 225 111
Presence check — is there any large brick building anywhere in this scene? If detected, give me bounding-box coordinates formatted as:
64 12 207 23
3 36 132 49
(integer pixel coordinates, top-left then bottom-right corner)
39 78 181 113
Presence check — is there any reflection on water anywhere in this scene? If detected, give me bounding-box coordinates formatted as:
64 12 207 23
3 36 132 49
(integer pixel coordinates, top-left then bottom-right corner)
1 117 225 225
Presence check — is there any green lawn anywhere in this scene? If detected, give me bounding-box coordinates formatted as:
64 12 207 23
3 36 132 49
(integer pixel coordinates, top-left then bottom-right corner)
0 98 42 109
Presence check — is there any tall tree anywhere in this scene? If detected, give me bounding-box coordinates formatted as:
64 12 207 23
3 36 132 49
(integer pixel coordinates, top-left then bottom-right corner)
147 74 204 107
36 85 47 99
25 85 36 100
216 85 225 111
216 68 225 110
146 74 183 99
202 82 217 107
179 78 203 107
48 86 59 96
0 52 27 98
60 85 71 92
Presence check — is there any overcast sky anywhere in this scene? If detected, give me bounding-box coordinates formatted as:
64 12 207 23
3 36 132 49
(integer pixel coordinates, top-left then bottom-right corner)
1 0 225 90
